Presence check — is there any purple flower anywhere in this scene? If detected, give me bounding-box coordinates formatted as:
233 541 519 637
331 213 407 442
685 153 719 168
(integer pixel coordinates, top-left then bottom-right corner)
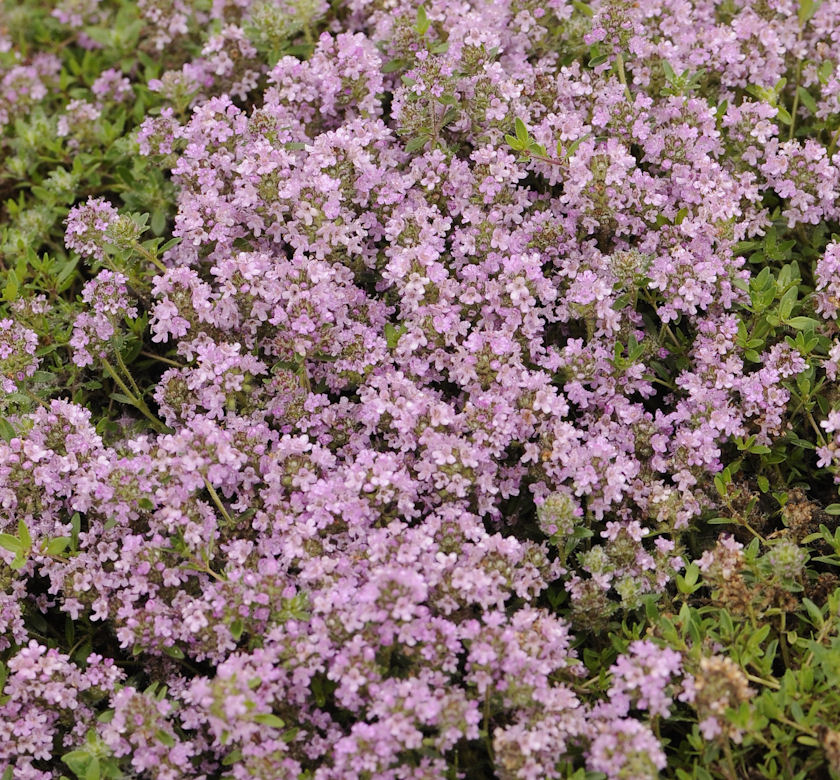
64 198 119 261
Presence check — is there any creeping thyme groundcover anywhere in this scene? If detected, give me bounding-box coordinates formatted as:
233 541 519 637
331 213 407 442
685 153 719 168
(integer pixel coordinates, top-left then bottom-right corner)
7 0 840 778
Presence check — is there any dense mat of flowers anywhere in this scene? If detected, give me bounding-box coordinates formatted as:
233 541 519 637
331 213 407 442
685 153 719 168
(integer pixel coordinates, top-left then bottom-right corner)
4 0 840 778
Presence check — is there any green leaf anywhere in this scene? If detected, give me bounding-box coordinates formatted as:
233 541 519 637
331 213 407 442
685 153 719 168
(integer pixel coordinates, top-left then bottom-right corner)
757 475 770 492
110 392 138 406
797 86 818 115
164 645 184 660
0 534 22 555
799 0 820 25
415 5 430 35
566 133 590 157
506 134 525 151
778 286 798 320
788 317 820 330
572 0 594 16
253 713 285 728
514 117 529 144
56 258 79 291
18 520 31 551
150 210 166 236
62 750 90 777
71 512 81 552
85 757 100 780
230 618 244 641
384 323 406 349
0 419 14 442
381 58 408 73
156 730 175 748
222 750 243 766
404 136 429 154
802 597 824 628
440 107 458 129
683 562 699 587
45 537 71 555
824 504 840 515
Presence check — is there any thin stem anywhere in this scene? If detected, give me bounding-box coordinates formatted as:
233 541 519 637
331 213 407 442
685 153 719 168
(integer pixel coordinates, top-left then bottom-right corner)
114 348 143 399
779 613 792 670
140 351 183 367
189 558 227 583
723 496 767 543
649 377 677 392
24 387 50 409
203 477 235 527
804 612 835 668
658 320 682 350
788 24 806 141
302 20 314 46
483 692 494 762
805 409 827 445
788 79 801 141
775 714 817 737
614 52 633 102
528 152 567 167
744 672 780 690
297 360 311 393
132 241 167 273
828 125 840 158
722 740 739 780
573 674 604 691
741 520 767 544
101 358 169 433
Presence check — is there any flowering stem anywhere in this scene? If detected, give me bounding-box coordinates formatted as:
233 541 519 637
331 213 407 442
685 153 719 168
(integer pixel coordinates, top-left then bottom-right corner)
189 558 227 583
803 612 835 668
101 358 170 434
774 714 817 737
788 23 806 141
529 152 567 167
722 741 739 780
203 477 235 527
614 53 632 102
806 410 827 444
23 387 49 409
132 241 167 273
828 125 840 158
483 692 494 762
744 671 780 690
114 348 144 399
140 351 183 367
778 613 792 670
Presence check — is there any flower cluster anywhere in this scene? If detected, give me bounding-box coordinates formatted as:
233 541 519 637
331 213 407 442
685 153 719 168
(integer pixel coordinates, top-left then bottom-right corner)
0 318 38 393
5 0 840 778
0 642 123 777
